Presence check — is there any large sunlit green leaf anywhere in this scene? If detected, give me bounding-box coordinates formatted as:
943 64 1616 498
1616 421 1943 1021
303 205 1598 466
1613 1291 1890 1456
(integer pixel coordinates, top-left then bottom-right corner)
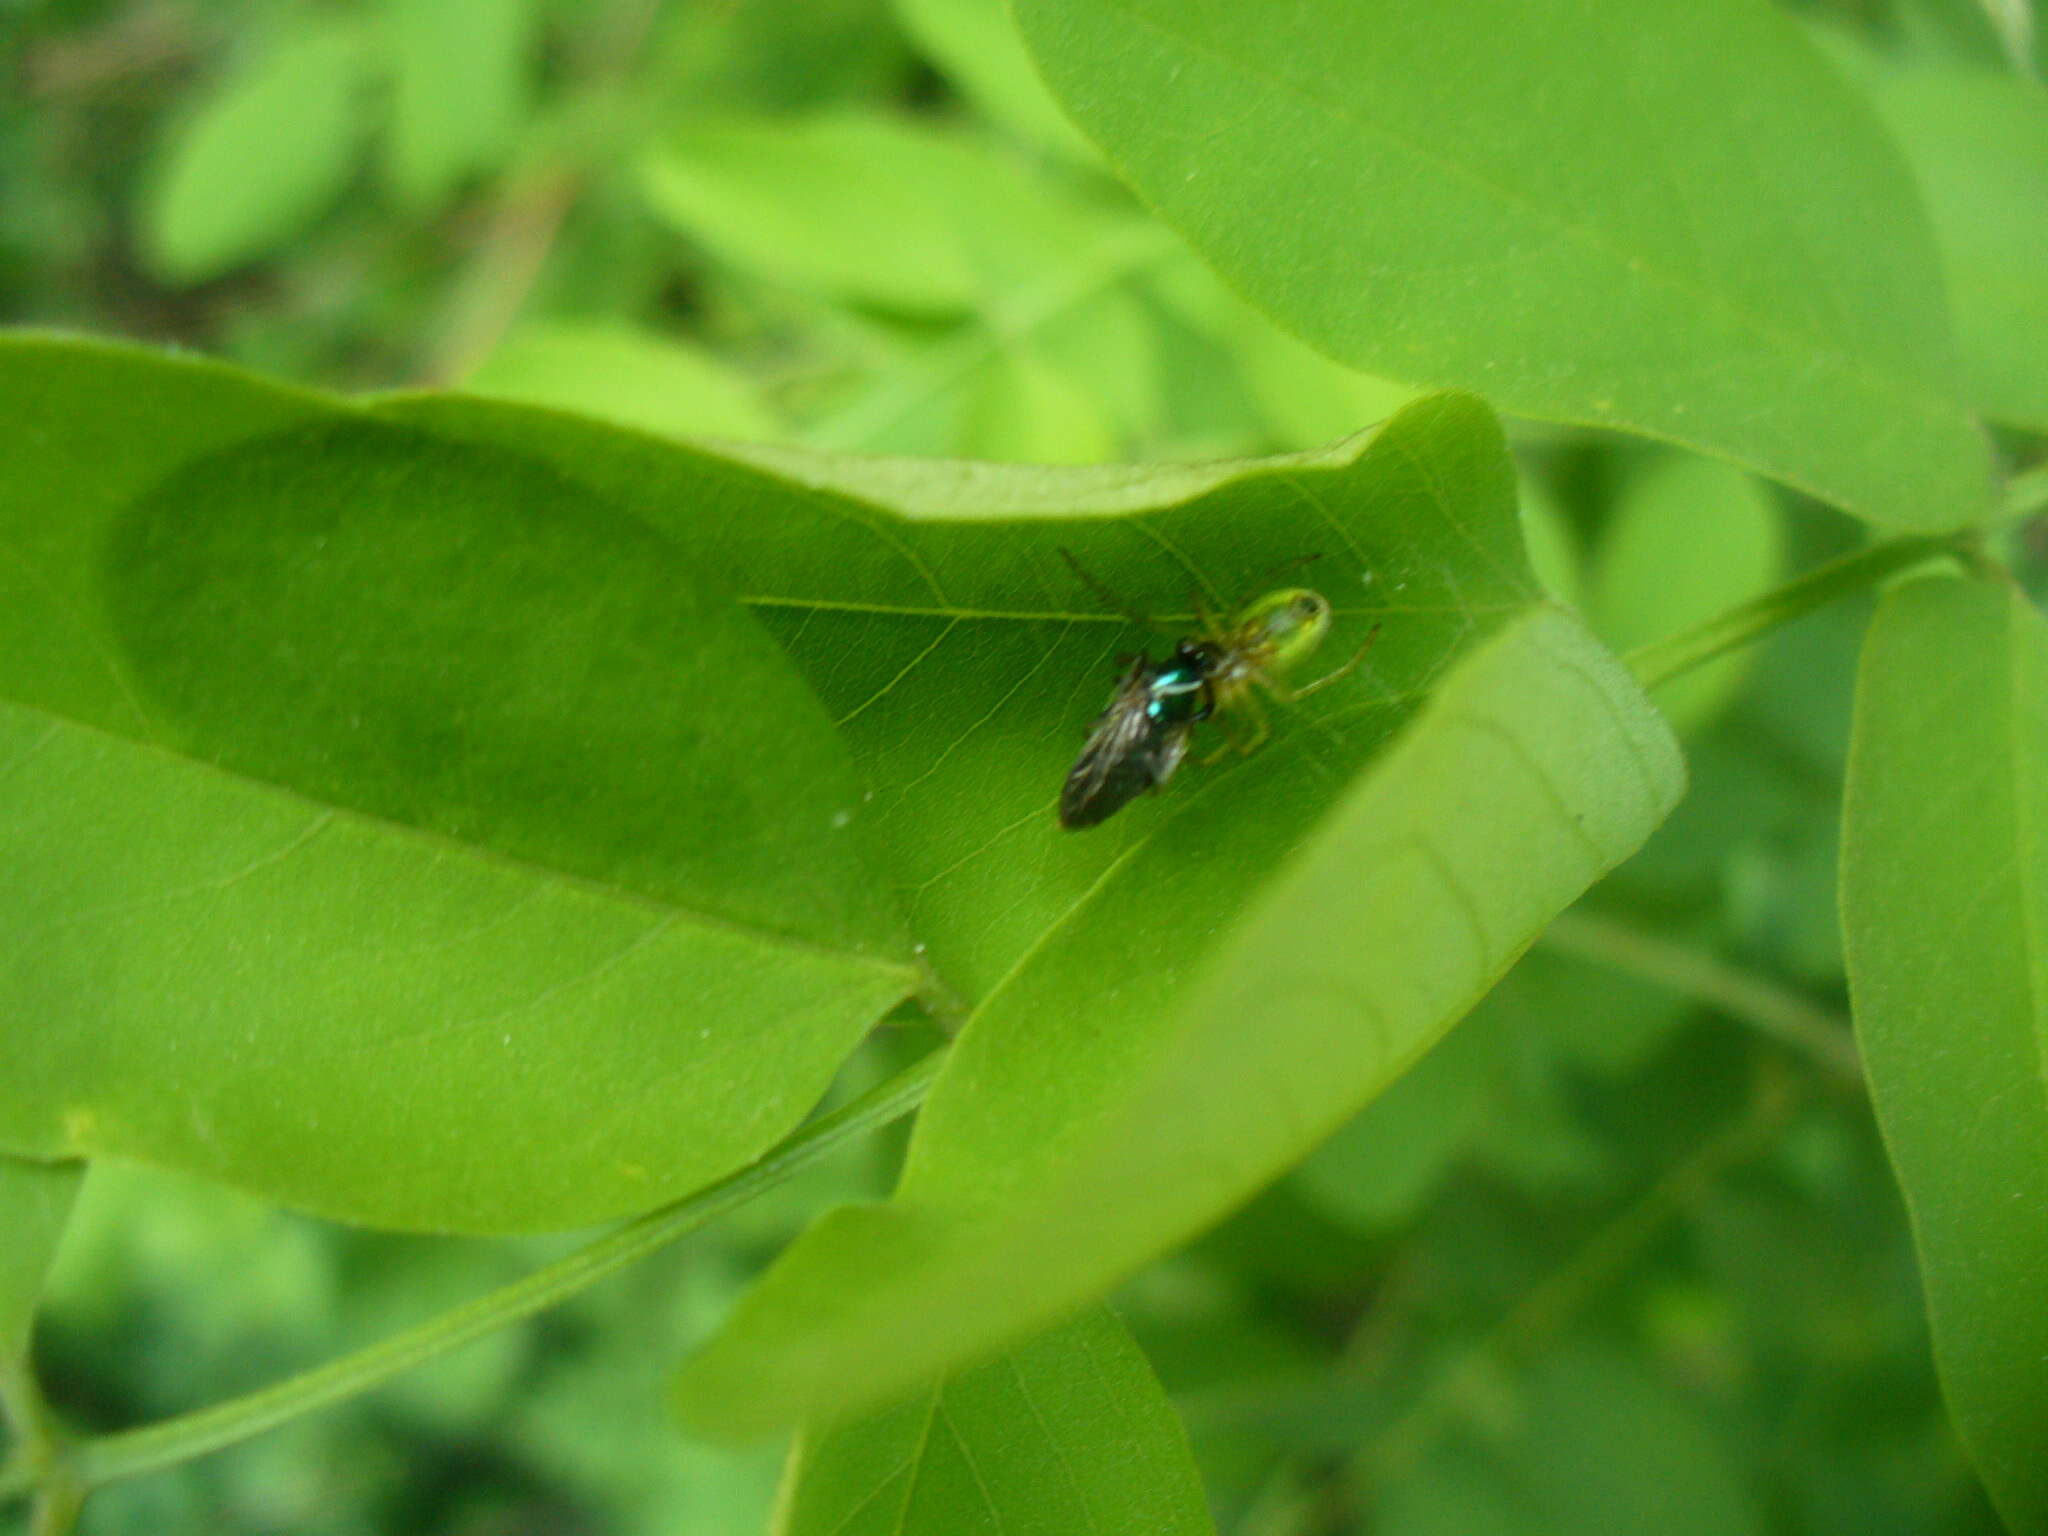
0 1156 80 1366
664 600 1680 1434
0 335 915 1234
1013 0 1992 530
1859 59 2048 430
1842 575 2048 1534
777 1306 1212 1535
142 18 371 282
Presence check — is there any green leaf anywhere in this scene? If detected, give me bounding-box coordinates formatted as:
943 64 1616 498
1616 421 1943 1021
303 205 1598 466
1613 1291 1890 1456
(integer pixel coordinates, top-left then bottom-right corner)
1591 453 1783 734
641 112 1093 315
889 0 1098 160
466 322 781 441
641 111 1175 459
1013 0 1992 530
776 1305 1212 1536
1842 575 2048 1534
1860 59 2048 430
366 388 1659 1436
0 1156 81 1366
803 222 1178 458
1379 1349 1766 1536
669 599 1681 1435
1149 256 1420 452
382 0 536 206
142 19 371 283
1291 1007 1502 1232
0 335 915 1234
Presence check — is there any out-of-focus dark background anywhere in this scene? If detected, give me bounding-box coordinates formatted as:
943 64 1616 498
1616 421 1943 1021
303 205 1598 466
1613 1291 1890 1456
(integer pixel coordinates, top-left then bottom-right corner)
2 0 2027 1531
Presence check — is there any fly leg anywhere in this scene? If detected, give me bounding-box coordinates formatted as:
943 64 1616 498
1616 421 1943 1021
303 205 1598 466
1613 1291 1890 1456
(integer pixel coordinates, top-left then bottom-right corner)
1201 691 1271 763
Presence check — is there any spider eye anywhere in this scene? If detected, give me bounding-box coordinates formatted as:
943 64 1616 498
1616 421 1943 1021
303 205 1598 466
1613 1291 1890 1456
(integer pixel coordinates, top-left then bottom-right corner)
1295 595 1323 618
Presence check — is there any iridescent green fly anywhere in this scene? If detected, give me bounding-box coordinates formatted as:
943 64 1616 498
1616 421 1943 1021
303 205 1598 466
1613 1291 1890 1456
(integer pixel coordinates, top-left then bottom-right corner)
1058 551 1379 830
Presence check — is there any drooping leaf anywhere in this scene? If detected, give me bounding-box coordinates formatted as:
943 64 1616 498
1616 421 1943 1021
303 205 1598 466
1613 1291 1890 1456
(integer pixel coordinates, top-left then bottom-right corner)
385 387 1533 1004
382 0 536 207
1591 453 1783 733
777 1306 1212 1536
0 1156 81 1366
666 598 1681 1435
1842 575 2048 1533
466 323 781 442
0 335 915 1234
142 18 371 282
369 386 1669 1434
1013 0 1992 530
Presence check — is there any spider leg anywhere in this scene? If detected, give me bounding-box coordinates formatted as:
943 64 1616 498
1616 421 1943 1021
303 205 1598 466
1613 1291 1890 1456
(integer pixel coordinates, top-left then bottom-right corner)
1286 621 1382 700
1061 547 1169 635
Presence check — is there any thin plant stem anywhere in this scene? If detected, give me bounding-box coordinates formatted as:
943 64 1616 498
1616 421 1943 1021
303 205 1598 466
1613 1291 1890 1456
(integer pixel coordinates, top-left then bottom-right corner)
1 1360 66 1501
1625 533 1962 691
0 1049 944 1506
1540 908 1861 1085
27 1476 83 1536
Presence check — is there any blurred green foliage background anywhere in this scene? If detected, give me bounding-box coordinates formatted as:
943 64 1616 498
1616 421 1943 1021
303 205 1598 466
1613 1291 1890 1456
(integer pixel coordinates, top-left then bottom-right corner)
2 0 2036 1530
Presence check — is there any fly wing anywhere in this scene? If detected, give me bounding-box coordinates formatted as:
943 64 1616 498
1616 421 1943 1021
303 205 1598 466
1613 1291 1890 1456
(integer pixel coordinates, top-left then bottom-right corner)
1059 661 1189 829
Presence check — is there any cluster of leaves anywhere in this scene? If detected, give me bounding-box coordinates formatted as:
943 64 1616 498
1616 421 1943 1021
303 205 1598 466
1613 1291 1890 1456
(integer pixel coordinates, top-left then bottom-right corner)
2 0 2047 1533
